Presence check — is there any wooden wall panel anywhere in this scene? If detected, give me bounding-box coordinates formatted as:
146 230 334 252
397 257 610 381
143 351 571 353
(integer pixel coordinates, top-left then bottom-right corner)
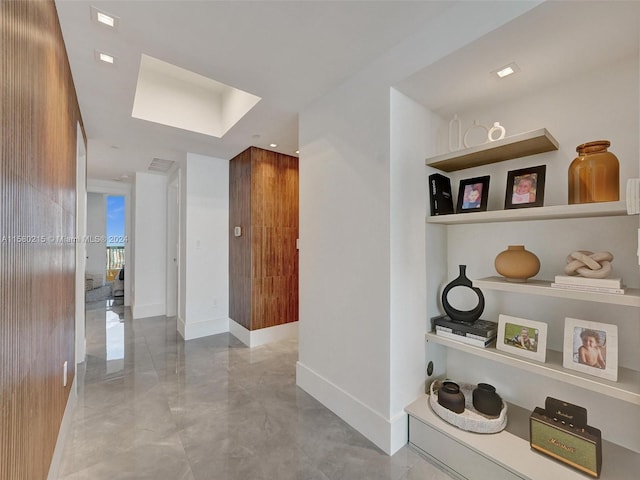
229 147 298 331
1 1 81 479
228 148 252 329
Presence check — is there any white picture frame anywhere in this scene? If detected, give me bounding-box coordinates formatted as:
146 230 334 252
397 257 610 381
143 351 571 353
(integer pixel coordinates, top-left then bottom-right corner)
563 317 618 382
497 314 547 362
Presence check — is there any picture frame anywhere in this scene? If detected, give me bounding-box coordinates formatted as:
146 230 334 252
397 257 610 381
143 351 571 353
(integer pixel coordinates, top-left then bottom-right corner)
456 175 490 213
504 165 546 209
497 314 548 362
563 317 618 381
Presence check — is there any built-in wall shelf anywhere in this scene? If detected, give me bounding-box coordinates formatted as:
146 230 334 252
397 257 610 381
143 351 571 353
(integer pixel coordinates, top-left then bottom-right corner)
406 395 639 480
426 128 559 172
427 200 628 225
473 276 640 307
425 332 640 405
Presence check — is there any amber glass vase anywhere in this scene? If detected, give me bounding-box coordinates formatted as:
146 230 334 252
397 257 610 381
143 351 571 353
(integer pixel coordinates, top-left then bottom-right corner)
568 140 619 204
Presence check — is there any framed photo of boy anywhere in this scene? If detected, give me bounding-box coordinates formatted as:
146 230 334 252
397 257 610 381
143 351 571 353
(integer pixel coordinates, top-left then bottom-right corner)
497 314 547 362
504 165 546 209
456 175 490 213
562 317 618 381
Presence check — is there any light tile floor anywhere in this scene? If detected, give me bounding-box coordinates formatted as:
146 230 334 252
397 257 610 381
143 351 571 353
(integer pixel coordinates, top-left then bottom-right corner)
58 300 453 480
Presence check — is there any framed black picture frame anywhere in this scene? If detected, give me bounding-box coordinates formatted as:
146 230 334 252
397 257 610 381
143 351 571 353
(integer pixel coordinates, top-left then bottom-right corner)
456 175 490 213
504 165 546 209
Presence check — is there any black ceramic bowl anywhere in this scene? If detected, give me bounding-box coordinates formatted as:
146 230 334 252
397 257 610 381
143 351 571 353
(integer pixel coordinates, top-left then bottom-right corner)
472 382 502 416
438 381 465 414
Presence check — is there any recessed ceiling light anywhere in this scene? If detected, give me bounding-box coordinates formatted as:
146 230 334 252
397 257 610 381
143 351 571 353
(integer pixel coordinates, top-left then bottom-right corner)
497 66 514 78
91 6 119 29
97 51 115 64
492 62 520 79
97 12 115 27
269 143 278 148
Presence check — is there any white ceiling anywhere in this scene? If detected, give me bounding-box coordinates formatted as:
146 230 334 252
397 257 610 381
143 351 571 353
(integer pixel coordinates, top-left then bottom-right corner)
394 1 640 118
54 0 454 181
55 1 640 183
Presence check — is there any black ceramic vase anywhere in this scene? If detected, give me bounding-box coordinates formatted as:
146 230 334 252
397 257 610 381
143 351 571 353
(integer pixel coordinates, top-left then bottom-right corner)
472 383 502 417
442 265 485 323
437 381 465 414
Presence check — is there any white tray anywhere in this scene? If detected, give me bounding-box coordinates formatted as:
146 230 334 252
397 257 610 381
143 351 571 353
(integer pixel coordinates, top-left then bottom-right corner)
429 380 507 434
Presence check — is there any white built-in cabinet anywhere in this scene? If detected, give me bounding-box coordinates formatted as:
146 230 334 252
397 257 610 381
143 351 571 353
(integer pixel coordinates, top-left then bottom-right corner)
406 132 640 480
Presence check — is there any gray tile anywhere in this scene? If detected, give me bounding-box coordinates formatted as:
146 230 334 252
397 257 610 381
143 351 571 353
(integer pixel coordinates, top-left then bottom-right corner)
57 301 452 480
59 433 194 480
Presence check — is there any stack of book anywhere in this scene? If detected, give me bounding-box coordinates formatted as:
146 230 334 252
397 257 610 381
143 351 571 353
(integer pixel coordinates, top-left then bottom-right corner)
431 315 497 348
551 275 624 295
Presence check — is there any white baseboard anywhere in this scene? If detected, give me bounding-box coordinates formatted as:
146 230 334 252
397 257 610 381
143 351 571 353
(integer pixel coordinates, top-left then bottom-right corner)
296 361 407 455
177 316 229 340
47 376 77 480
131 302 165 319
229 319 298 347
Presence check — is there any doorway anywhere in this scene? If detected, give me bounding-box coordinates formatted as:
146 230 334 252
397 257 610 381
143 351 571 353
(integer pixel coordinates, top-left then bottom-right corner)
106 195 126 301
166 174 180 318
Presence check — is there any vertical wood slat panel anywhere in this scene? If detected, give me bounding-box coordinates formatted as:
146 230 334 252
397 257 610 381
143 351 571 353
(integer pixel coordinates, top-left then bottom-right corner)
1 1 81 479
229 147 298 332
229 148 252 329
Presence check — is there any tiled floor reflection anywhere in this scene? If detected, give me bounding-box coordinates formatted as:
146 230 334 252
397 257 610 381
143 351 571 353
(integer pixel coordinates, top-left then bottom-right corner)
58 301 453 480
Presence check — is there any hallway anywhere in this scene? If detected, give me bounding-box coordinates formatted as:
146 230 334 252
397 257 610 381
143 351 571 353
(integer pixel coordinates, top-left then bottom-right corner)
57 302 451 479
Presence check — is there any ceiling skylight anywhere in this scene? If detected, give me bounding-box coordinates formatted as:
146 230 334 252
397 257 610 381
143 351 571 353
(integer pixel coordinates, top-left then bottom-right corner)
131 54 261 138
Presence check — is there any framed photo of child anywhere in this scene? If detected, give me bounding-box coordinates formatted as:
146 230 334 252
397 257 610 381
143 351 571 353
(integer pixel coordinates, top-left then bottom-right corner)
456 175 490 213
504 165 546 209
497 314 547 362
562 317 618 381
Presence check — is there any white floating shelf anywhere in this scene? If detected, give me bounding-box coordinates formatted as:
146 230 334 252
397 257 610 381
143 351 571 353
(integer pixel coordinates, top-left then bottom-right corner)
473 276 640 307
426 128 559 172
406 395 639 480
427 201 628 225
425 332 640 405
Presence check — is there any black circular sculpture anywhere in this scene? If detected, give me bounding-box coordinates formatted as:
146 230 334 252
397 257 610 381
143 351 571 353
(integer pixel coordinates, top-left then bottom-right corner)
442 265 485 323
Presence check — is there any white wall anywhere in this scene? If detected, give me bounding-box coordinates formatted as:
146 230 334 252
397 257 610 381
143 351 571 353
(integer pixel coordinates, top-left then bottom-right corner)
132 172 167 319
177 153 230 340
297 1 541 455
297 78 394 446
86 192 106 284
389 88 441 447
